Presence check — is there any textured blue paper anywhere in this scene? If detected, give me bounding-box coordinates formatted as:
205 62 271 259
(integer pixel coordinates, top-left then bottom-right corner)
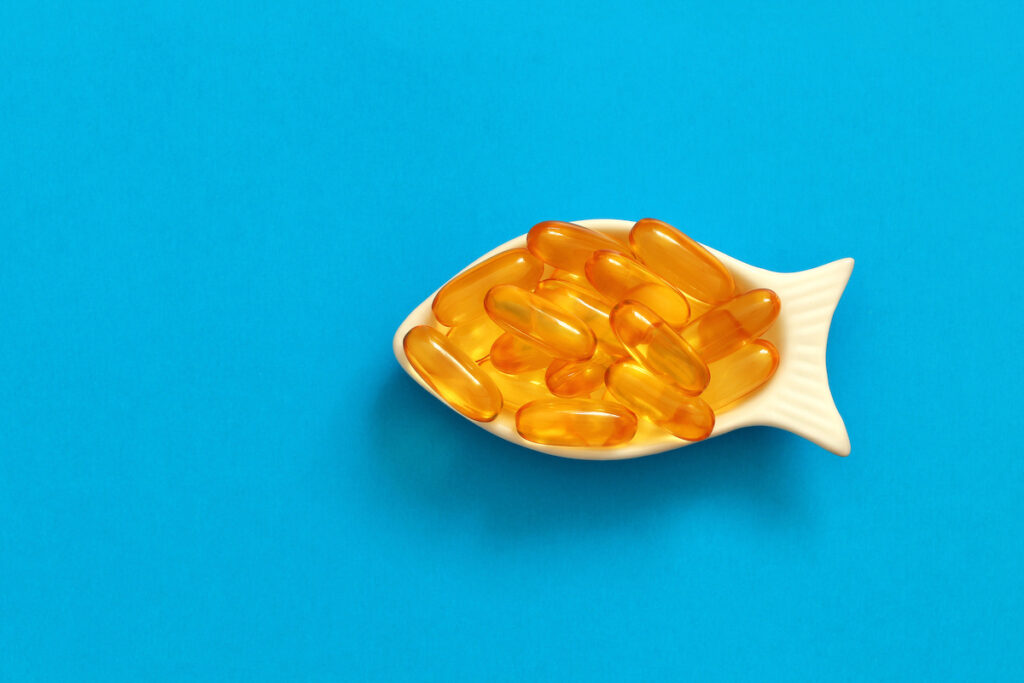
2 1 1022 680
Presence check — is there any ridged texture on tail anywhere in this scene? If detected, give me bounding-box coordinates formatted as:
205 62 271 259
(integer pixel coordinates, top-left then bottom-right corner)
759 258 854 455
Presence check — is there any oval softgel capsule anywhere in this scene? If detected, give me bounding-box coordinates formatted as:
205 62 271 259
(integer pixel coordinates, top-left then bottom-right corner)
403 325 503 422
682 289 781 362
629 218 736 305
609 300 710 395
484 285 596 361
701 340 779 411
527 221 625 276
432 249 543 327
605 361 715 441
515 399 638 447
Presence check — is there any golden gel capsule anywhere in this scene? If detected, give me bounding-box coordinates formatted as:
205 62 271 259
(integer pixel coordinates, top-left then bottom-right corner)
432 249 543 327
534 279 618 350
629 218 736 305
526 221 625 276
446 316 503 363
585 250 679 303
544 350 617 398
403 325 502 422
702 340 779 412
605 361 715 441
479 361 549 409
622 283 690 329
490 333 551 374
484 285 596 361
515 399 638 447
681 289 781 362
609 301 710 395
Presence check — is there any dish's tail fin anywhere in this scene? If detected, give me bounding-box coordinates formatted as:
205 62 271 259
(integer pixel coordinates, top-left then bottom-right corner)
762 258 854 456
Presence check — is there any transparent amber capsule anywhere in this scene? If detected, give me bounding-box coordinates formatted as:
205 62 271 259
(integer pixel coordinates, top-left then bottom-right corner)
526 221 625 276
432 249 543 327
605 361 715 441
544 349 618 398
534 278 618 351
622 282 690 329
585 250 680 303
629 218 736 305
609 301 710 395
681 289 781 362
446 316 503 363
403 325 502 422
479 361 548 409
490 333 551 374
702 340 779 412
484 285 596 361
515 399 638 447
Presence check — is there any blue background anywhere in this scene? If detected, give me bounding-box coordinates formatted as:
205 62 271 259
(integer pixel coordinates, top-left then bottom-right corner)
2 1 1022 680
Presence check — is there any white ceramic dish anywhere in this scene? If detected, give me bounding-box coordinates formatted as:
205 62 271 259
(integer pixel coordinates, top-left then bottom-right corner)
393 219 853 459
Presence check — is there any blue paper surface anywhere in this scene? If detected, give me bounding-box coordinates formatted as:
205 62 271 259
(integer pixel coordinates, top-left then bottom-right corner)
2 1 1022 680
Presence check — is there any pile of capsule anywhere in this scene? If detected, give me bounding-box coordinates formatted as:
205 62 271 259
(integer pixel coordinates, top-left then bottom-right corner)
403 219 781 448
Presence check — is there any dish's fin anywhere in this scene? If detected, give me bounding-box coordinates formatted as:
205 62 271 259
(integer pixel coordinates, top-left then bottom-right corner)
762 258 854 456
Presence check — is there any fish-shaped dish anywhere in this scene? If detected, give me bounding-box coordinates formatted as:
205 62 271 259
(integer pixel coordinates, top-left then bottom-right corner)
393 218 853 460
